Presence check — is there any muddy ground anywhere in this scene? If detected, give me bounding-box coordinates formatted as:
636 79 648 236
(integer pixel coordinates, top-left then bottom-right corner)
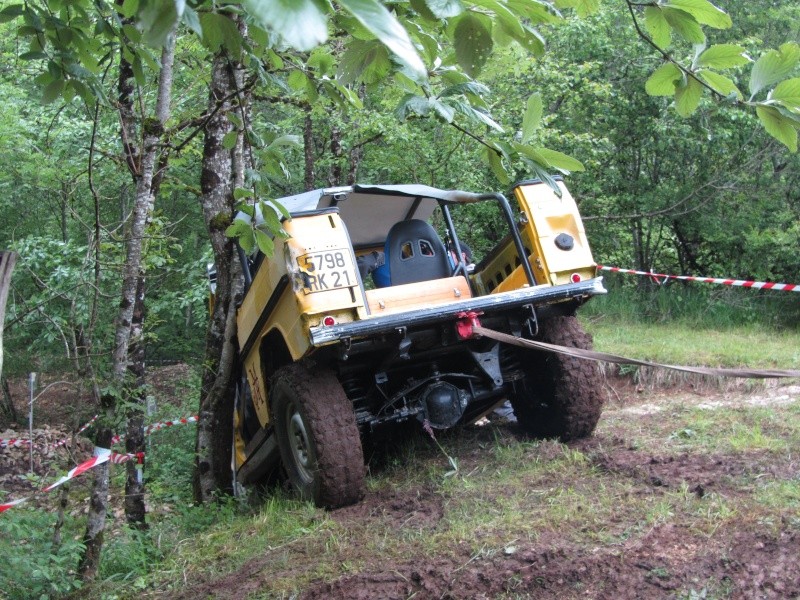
1 370 799 599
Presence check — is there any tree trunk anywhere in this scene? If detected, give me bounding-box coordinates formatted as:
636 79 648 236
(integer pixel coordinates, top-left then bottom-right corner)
303 108 315 190
328 126 343 186
194 49 245 503
79 28 176 577
1 376 17 423
122 31 176 529
0 251 17 382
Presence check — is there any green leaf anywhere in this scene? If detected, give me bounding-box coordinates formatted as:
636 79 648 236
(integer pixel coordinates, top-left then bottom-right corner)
517 23 546 57
222 131 238 150
320 80 362 109
199 13 242 57
696 44 749 69
523 159 562 195
756 105 798 152
0 4 24 24
338 0 427 81
750 43 800 98
645 63 682 96
182 5 202 36
409 0 438 20
521 93 543 142
19 51 47 61
137 0 179 48
675 77 703 117
485 146 510 185
228 113 243 128
532 147 585 173
225 219 255 254
413 27 441 64
507 0 562 24
131 55 146 86
42 79 65 104
553 0 598 18
515 143 584 174
287 70 308 91
468 105 503 131
644 7 671 48
253 229 275 256
122 24 142 43
698 70 741 98
662 7 705 45
453 12 493 77
272 199 292 221
120 0 139 19
396 94 431 119
308 48 335 75
235 202 255 217
771 78 800 112
438 81 490 97
665 0 731 29
244 0 329 52
424 0 464 18
234 187 252 200
258 201 285 234
337 40 392 85
430 98 455 122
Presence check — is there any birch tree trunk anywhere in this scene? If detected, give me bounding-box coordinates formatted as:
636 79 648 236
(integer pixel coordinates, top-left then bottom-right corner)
0 251 17 382
123 31 177 529
78 31 176 578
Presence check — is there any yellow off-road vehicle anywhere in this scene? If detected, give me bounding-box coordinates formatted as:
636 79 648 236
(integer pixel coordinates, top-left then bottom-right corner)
231 179 606 508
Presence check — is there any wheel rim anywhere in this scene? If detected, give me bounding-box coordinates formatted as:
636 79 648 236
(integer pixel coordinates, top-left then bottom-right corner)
286 401 314 483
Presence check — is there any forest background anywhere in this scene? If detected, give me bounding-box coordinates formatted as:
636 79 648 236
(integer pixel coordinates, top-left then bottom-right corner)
0 0 798 596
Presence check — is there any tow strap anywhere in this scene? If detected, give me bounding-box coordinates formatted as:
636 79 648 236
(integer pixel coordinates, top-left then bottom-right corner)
473 326 800 380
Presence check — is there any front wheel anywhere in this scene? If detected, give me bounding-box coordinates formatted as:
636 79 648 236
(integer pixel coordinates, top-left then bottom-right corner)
271 364 365 508
509 315 605 441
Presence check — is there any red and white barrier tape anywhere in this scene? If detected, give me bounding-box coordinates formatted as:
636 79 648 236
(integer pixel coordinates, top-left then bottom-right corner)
110 415 198 445
0 414 194 512
597 265 799 292
0 448 142 514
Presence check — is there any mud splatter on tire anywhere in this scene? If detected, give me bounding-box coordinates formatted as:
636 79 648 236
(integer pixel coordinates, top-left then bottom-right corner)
509 315 605 440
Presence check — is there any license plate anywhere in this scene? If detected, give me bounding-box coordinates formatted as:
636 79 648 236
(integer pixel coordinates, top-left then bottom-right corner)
297 249 356 294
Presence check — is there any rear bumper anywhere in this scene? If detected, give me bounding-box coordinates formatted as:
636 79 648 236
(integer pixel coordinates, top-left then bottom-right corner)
309 277 606 346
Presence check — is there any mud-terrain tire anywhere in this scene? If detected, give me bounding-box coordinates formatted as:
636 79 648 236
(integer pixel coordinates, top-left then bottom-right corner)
509 315 604 441
271 364 365 508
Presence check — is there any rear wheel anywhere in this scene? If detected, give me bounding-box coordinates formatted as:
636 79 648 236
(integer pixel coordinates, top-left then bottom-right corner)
509 315 604 441
271 364 365 508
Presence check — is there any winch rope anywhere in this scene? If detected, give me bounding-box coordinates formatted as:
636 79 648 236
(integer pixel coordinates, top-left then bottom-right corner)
473 326 800 379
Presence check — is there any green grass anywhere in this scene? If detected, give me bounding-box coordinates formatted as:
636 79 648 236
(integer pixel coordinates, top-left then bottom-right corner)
585 319 800 370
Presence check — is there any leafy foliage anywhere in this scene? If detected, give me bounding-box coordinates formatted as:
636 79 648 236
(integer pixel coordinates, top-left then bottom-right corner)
0 508 85 599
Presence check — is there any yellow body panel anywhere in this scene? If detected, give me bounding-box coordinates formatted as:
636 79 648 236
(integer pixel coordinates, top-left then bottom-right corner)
514 181 595 285
365 276 472 315
236 211 366 428
471 181 595 294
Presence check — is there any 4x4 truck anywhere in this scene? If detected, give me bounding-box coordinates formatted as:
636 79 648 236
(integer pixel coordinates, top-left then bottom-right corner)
231 179 606 508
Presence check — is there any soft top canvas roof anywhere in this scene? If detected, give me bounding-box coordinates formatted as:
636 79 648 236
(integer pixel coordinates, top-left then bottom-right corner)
249 184 484 248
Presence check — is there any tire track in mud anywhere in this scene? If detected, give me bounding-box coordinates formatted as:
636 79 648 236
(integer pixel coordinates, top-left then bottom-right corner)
168 383 800 600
